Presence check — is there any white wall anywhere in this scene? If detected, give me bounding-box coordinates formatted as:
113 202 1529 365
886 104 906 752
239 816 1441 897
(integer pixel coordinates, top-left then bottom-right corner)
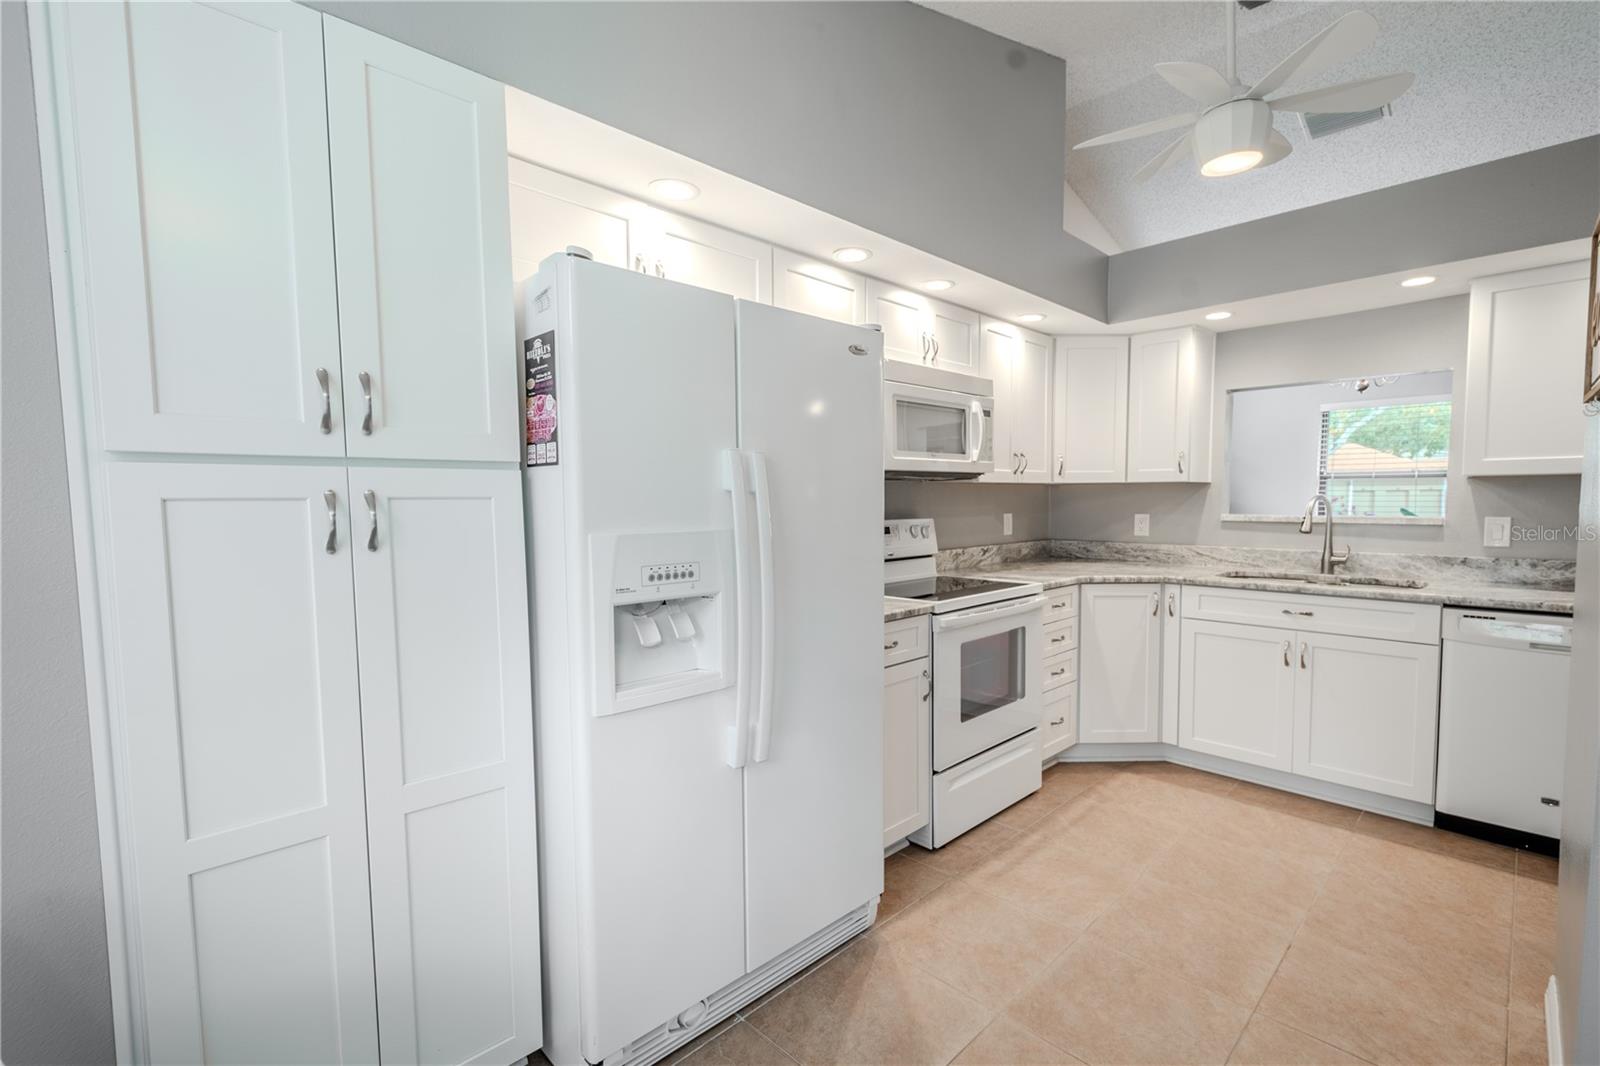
1050 297 1583 559
885 481 1051 549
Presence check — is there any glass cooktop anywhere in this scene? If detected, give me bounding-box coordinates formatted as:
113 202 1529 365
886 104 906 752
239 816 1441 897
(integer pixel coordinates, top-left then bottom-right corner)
884 575 1032 603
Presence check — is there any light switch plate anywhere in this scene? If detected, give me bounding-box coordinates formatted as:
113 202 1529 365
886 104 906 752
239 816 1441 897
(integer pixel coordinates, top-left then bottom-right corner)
1483 516 1511 548
1003 512 1013 536
1133 514 1150 537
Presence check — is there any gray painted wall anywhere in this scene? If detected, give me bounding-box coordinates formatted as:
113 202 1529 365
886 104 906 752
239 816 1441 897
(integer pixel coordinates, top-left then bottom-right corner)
1108 137 1600 323
885 480 1051 549
1049 297 1583 559
1 3 117 1062
305 0 1108 320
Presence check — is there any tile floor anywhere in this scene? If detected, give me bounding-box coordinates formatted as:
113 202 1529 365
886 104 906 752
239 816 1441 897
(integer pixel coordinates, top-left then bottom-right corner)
667 761 1558 1066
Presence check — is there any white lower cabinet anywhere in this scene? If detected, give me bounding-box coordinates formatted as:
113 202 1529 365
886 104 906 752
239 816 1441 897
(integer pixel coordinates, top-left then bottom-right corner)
1292 631 1441 803
103 462 540 1064
883 653 932 847
1078 584 1162 743
1040 685 1079 760
1179 619 1297 772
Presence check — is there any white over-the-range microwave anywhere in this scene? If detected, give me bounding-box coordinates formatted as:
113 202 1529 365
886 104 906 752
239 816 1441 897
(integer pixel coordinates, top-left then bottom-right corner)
882 362 995 478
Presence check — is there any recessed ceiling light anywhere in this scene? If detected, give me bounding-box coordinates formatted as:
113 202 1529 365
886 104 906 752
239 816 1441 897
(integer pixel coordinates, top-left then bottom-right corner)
648 178 700 202
832 247 872 264
922 280 954 292
1400 275 1437 288
1017 313 1046 324
1205 311 1233 321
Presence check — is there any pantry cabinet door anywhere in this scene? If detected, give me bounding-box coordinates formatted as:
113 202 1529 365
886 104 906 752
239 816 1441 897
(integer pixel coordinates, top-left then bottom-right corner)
1179 619 1296 772
645 212 772 302
1078 584 1162 743
104 463 376 1064
1053 337 1129 482
1014 328 1053 483
57 1 344 457
325 18 518 463
1127 329 1188 482
347 467 541 1065
883 659 932 847
1292 632 1441 803
772 248 867 324
507 158 640 281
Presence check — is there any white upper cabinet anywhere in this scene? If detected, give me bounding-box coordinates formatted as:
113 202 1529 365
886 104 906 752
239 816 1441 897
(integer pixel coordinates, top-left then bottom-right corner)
508 158 641 279
772 248 867 324
928 299 982 374
1053 337 1129 482
59 1 344 457
981 319 1052 483
1078 584 1162 743
866 280 934 366
325 18 518 463
1127 327 1214 483
349 467 541 1064
1462 262 1590 476
641 213 772 302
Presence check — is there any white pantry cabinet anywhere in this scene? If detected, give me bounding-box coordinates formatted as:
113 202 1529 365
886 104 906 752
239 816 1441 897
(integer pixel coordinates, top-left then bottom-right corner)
1179 619 1297 772
1052 337 1129 482
1127 327 1214 483
883 653 932 847
1461 261 1590 476
55 1 345 457
1078 584 1163 743
325 18 518 464
981 320 1053 483
772 248 868 325
349 468 541 1065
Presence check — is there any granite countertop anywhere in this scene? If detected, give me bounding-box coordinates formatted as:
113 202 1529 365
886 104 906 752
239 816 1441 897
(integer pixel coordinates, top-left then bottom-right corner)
883 597 932 622
940 559 1575 616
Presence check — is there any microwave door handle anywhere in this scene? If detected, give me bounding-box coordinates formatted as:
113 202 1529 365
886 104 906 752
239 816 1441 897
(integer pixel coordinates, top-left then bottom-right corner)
750 452 777 763
967 399 984 463
722 449 755 768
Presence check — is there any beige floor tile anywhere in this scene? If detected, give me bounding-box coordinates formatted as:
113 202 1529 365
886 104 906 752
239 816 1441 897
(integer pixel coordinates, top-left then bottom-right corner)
879 851 948 921
745 937 990 1066
1509 936 1555 1019
1006 932 1251 1066
877 880 1077 1008
1336 833 1515 927
1512 870 1558 947
1228 782 1362 828
1352 813 1517 873
1194 801 1353 872
1226 1015 1369 1065
1144 832 1330 928
1039 795 1179 868
1089 876 1296 1008
663 1016 741 1065
1506 1009 1549 1066
901 819 1021 878
1256 929 1508 1066
1129 760 1241 795
1038 762 1118 804
953 1017 1085 1065
963 834 1142 933
989 788 1066 832
685 1020 798 1065
1516 852 1558 884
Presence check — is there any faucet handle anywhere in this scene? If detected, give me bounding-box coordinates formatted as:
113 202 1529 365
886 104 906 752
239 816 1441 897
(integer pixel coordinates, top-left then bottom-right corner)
1331 546 1352 567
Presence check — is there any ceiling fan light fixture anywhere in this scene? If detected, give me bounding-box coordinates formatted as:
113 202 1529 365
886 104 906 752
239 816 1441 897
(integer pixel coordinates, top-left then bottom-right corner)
1194 99 1272 178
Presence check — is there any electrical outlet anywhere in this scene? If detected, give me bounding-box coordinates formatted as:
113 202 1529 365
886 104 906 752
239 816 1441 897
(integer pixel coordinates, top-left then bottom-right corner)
1133 513 1151 537
1483 516 1511 548
1002 512 1013 536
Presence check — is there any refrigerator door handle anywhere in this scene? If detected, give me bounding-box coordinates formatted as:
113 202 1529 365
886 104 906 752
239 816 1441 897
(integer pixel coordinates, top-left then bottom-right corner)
750 452 777 763
723 449 755 768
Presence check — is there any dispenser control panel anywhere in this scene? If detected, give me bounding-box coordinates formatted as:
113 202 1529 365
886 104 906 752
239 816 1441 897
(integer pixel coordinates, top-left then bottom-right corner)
643 562 700 587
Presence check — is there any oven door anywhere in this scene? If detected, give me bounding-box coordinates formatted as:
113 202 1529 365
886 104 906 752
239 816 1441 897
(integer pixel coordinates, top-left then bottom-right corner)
883 380 993 477
931 595 1043 771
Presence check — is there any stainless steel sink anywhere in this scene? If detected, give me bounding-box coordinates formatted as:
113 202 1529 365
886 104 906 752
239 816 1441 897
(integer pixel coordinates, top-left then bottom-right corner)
1218 569 1426 590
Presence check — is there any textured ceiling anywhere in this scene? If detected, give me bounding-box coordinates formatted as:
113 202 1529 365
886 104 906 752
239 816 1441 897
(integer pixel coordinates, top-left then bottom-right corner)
923 1 1600 250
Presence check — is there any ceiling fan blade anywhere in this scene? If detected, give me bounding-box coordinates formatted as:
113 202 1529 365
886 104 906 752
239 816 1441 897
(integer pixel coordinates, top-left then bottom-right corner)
1246 11 1379 99
1073 111 1198 150
1269 72 1415 114
1155 61 1234 106
1133 132 1193 183
1258 128 1293 168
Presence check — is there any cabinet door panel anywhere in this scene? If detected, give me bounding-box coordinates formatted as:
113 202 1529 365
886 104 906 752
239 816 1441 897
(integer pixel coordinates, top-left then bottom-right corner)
1053 338 1128 482
62 1 343 456
1292 632 1440 802
929 299 981 372
507 158 637 281
772 248 866 324
883 659 932 846
326 18 517 462
1127 331 1186 481
979 319 1018 482
866 280 933 366
1179 619 1295 771
1014 329 1053 482
104 463 376 1063
1078 584 1161 743
348 467 541 1064
649 214 772 302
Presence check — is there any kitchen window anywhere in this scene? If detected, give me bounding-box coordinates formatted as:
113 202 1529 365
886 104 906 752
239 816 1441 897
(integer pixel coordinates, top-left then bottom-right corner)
1316 397 1451 519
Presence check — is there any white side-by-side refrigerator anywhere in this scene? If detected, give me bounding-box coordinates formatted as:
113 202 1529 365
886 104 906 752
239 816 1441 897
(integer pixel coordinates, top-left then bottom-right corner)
522 251 885 1066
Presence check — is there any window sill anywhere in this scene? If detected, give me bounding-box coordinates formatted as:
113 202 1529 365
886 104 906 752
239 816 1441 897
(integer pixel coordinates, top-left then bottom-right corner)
1221 513 1446 527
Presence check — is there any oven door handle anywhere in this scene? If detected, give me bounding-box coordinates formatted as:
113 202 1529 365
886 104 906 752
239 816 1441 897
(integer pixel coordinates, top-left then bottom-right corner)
932 594 1044 632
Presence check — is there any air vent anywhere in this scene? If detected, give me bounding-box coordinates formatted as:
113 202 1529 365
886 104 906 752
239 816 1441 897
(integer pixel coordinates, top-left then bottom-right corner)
1301 104 1391 140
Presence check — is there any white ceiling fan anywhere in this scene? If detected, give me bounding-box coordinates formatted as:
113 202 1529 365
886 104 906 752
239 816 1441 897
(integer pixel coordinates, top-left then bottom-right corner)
1073 3 1415 181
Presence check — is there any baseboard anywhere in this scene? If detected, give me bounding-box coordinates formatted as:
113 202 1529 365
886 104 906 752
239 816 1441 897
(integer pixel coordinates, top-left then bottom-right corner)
1545 976 1563 1066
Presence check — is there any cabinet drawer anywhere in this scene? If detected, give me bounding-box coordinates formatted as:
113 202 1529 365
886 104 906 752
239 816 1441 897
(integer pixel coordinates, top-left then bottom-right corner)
1044 617 1078 654
1040 685 1078 760
1182 585 1441 646
883 615 930 666
1043 586 1079 622
1043 648 1078 691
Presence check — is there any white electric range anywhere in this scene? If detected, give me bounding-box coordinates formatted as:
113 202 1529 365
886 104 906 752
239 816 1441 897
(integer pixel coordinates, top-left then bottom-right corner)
884 519 1045 847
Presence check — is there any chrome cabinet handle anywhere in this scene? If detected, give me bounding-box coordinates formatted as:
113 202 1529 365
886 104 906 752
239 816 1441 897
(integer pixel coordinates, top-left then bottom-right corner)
654 259 665 278
1282 608 1314 617
1282 641 1291 667
921 334 929 361
1300 643 1308 669
1151 593 1159 616
933 338 940 358
323 490 338 554
1178 450 1185 475
1050 667 1067 677
634 254 644 272
316 368 332 434
922 667 931 701
1057 456 1064 477
364 489 378 552
884 639 900 651
1051 599 1069 610
1167 592 1175 617
1020 451 1028 473
358 371 373 435
1050 634 1068 644
1049 716 1066 726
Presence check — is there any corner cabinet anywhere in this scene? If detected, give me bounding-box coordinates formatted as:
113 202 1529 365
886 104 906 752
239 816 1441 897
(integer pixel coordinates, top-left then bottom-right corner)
1127 327 1214 483
1078 584 1163 743
1461 261 1590 476
981 319 1053 483
1053 337 1129 482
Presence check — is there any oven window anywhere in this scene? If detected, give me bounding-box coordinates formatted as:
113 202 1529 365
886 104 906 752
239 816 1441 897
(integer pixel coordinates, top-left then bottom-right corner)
959 624 1025 721
895 399 968 458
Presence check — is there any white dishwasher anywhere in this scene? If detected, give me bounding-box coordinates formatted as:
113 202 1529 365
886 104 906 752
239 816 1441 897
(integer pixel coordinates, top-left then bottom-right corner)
1436 607 1572 845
